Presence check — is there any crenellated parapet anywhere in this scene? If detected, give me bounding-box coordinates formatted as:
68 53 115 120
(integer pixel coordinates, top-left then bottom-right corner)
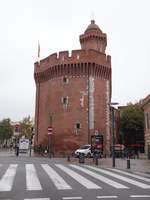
80 32 107 45
34 49 111 82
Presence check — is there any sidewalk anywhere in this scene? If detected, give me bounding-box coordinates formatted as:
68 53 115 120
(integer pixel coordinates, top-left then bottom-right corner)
0 149 150 173
50 156 150 174
65 158 150 174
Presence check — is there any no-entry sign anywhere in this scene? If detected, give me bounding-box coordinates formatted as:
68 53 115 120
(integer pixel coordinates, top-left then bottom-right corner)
48 126 53 134
15 124 19 132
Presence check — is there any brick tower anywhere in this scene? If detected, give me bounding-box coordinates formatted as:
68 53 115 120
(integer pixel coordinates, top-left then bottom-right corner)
34 20 112 155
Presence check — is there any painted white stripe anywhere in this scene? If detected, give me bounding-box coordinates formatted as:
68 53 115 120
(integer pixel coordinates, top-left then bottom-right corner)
0 164 18 191
24 198 50 200
135 171 150 178
70 165 128 189
97 196 118 199
56 164 101 189
41 164 72 190
62 197 83 200
26 164 42 191
86 165 150 189
108 168 150 183
130 195 150 198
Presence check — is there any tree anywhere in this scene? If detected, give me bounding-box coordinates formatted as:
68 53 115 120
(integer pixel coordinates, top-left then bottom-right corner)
0 118 13 145
118 103 144 145
19 116 33 139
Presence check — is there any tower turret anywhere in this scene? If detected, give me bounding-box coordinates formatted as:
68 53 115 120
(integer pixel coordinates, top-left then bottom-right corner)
80 20 107 53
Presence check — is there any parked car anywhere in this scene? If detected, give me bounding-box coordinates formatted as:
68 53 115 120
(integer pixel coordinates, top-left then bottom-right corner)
75 144 92 157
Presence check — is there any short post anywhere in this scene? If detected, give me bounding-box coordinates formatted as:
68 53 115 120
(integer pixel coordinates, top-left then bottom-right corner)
67 155 70 162
29 144 31 157
95 156 99 166
127 159 130 169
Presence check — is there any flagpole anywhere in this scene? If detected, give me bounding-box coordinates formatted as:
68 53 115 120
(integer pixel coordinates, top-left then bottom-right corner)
36 40 40 145
37 40 40 66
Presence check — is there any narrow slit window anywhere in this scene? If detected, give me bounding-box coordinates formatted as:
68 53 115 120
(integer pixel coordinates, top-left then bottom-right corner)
62 76 69 84
76 123 81 129
61 96 68 107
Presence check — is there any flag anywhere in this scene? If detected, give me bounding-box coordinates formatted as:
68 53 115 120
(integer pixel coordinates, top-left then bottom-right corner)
37 40 40 65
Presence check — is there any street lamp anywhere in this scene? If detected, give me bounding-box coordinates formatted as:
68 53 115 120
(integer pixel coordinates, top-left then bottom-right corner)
110 102 119 167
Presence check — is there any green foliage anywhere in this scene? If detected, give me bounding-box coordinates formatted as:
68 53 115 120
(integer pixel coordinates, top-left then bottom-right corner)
19 116 33 139
118 103 144 144
0 118 13 142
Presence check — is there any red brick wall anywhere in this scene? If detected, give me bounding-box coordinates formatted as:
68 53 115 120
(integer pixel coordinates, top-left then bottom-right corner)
34 21 112 155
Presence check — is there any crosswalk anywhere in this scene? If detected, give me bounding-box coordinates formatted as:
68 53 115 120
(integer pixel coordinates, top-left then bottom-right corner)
0 163 150 193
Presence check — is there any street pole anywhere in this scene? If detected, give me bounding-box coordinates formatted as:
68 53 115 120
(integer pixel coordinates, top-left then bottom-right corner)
49 112 54 158
112 107 115 167
109 102 118 168
29 141 32 157
88 63 90 144
49 133 52 158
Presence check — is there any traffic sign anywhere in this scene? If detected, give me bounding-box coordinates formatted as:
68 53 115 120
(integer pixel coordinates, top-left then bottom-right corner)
48 126 53 134
15 124 19 132
15 124 19 128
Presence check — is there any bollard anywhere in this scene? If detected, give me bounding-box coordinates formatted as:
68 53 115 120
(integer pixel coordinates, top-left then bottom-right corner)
79 154 85 164
127 159 130 169
67 155 70 162
95 157 99 166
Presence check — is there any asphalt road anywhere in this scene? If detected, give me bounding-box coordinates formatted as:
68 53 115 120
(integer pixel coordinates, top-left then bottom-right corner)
0 153 150 200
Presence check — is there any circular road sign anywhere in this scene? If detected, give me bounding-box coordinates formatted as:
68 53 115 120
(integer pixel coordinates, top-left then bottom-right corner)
48 126 53 134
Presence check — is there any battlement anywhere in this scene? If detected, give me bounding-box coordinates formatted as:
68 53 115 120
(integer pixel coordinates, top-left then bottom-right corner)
34 49 111 72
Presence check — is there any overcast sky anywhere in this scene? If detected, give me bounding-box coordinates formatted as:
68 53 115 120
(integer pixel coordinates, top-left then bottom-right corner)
0 0 150 121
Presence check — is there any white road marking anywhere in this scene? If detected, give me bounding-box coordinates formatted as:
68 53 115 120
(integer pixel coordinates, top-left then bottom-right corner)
62 197 83 200
0 164 18 191
41 164 72 190
86 166 150 189
56 164 101 189
130 195 150 198
24 198 50 200
96 196 118 199
70 165 128 189
26 164 42 191
135 171 150 178
108 168 150 183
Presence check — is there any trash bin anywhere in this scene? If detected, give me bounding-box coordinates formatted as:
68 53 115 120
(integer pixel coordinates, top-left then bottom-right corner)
79 153 85 164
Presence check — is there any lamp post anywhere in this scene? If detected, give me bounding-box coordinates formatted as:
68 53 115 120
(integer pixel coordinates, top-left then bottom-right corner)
110 102 118 167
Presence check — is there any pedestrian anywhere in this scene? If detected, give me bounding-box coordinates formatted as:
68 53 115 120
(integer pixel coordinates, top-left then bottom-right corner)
38 144 43 156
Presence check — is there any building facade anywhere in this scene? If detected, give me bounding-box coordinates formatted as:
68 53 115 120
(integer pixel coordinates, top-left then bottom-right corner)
34 20 112 155
142 94 150 157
